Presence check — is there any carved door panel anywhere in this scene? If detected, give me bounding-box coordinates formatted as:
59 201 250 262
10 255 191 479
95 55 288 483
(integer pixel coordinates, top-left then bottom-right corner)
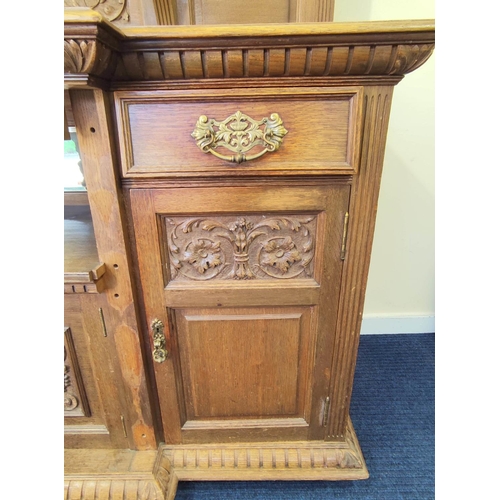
64 295 130 448
130 183 350 444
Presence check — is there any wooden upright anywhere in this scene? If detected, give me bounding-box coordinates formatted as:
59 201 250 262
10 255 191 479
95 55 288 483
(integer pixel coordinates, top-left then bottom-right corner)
64 8 434 499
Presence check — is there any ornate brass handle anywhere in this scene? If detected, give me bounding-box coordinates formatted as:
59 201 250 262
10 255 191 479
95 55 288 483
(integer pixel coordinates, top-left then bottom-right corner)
151 319 168 363
191 110 288 164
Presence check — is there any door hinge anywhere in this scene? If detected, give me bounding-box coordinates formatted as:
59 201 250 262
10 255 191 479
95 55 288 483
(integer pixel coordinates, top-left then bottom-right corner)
340 212 349 260
322 396 331 427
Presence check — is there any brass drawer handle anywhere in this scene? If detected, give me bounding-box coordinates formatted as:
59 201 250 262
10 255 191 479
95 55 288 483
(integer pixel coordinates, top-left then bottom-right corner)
191 111 288 164
151 319 168 363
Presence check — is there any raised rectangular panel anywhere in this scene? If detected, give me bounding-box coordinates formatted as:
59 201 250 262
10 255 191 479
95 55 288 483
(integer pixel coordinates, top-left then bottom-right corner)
175 307 314 427
192 0 291 25
163 214 318 283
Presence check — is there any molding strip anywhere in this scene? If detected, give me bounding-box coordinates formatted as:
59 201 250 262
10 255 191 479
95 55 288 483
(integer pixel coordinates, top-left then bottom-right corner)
64 9 435 89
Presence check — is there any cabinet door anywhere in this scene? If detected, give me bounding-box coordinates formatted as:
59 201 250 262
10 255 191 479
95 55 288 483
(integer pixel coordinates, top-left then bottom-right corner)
64 295 129 448
130 183 349 444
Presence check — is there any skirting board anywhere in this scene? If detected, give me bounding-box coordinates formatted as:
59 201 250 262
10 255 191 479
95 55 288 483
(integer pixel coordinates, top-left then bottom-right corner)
360 315 435 334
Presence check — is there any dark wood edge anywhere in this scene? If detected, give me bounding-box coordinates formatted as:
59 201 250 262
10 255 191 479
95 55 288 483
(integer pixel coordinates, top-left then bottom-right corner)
64 190 89 206
64 263 107 294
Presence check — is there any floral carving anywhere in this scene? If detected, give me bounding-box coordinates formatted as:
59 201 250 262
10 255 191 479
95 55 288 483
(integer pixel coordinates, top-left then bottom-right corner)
261 237 301 274
185 240 223 275
165 215 316 281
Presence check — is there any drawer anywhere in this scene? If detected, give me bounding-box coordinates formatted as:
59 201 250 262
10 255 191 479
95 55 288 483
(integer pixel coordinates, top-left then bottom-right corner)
114 87 363 178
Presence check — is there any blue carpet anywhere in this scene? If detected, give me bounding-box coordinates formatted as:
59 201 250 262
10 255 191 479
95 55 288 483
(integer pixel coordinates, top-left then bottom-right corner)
176 333 435 499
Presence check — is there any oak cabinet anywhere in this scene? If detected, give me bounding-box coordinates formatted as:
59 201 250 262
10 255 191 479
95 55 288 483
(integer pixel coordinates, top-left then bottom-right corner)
64 9 434 499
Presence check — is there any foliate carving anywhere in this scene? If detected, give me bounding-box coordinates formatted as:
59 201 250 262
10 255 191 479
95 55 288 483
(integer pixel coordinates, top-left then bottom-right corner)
64 38 115 80
64 11 434 86
64 345 82 414
64 0 129 23
64 353 79 411
154 453 173 493
390 44 434 75
260 236 306 276
64 39 96 73
185 239 223 275
64 328 90 417
341 425 364 469
191 111 288 164
165 215 316 281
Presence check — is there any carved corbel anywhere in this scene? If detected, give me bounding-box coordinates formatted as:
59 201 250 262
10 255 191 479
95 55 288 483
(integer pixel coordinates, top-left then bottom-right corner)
64 8 122 88
64 39 97 73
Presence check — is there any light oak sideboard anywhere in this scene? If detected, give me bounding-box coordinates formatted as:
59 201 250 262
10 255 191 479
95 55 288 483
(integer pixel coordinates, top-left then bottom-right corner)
64 9 434 499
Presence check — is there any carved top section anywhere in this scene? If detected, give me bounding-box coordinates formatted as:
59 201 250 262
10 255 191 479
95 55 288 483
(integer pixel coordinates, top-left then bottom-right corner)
64 1 129 24
64 8 435 89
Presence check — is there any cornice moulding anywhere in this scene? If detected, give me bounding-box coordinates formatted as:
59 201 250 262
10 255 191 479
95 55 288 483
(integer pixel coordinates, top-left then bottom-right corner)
64 8 435 89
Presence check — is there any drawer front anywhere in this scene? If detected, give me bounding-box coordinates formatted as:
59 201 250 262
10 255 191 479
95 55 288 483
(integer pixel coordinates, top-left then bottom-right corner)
115 87 363 177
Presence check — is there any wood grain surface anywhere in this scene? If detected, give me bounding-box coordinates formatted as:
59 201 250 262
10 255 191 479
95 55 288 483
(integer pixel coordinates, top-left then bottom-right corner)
128 181 349 444
64 10 434 499
114 87 361 177
64 8 435 89
69 89 157 450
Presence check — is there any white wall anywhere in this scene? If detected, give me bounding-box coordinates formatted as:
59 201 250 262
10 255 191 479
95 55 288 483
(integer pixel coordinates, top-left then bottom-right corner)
334 0 435 333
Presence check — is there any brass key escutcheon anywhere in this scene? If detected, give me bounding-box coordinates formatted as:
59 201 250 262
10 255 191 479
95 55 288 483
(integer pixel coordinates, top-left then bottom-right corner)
152 319 168 363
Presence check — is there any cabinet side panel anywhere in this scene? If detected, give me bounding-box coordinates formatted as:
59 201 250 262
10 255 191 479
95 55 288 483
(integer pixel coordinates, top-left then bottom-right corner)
328 85 394 438
70 89 157 450
64 295 121 448
176 307 312 421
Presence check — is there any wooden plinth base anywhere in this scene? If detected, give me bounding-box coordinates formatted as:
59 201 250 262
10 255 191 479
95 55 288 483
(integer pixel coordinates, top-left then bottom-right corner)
65 418 368 499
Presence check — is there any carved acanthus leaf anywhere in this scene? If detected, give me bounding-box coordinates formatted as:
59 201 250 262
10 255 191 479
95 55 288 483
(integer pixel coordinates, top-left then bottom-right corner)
64 39 96 73
165 215 316 281
154 453 172 492
391 44 434 75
